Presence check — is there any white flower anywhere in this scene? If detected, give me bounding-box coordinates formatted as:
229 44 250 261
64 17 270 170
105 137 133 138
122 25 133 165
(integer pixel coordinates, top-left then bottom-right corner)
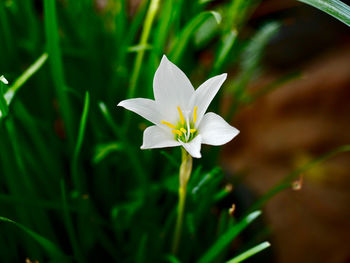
118 55 239 158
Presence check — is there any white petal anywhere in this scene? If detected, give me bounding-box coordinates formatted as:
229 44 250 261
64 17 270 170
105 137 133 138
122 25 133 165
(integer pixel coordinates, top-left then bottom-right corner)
118 98 163 125
141 125 180 149
0 75 8 85
190 73 227 125
179 135 202 158
153 55 194 117
199 112 239 146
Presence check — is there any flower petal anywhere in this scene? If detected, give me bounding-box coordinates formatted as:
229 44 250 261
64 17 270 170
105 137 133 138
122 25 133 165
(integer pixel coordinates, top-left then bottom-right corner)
118 98 163 125
199 112 239 146
141 125 180 149
179 135 202 158
153 55 195 118
190 73 227 125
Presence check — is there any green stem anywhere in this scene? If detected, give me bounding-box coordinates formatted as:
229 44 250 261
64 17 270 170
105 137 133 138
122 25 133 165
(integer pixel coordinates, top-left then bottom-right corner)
172 148 192 255
125 0 160 130
127 0 160 100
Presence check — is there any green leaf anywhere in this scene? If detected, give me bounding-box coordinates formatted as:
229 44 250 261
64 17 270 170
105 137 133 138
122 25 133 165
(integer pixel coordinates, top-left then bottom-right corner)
197 210 262 263
0 82 9 119
226 241 271 263
212 30 238 74
297 0 350 26
5 53 48 105
249 144 350 212
72 92 90 192
170 11 221 63
93 142 123 164
44 0 74 144
0 216 64 257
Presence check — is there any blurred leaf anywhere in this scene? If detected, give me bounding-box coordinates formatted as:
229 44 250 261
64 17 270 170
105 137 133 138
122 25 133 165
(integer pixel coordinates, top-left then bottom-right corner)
0 82 8 119
170 11 221 63
226 241 271 263
44 0 74 143
197 211 262 263
60 181 84 263
0 216 64 257
72 92 90 192
127 43 152 52
93 142 123 164
5 53 48 105
249 144 350 212
194 14 220 47
298 0 350 26
191 167 221 196
227 22 280 119
212 30 238 74
244 71 302 104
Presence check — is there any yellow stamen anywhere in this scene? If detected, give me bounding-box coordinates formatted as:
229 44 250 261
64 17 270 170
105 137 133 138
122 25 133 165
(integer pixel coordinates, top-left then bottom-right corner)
180 128 187 134
190 129 196 133
177 106 185 125
172 129 182 136
193 106 198 123
161 121 176 129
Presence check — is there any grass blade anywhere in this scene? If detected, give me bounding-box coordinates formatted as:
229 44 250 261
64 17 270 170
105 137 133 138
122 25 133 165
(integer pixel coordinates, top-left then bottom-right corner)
212 30 238 75
72 92 90 192
44 0 74 144
0 216 64 257
197 210 262 263
226 241 271 263
249 144 350 212
170 11 221 64
60 181 84 263
5 53 48 105
298 0 350 26
127 0 160 99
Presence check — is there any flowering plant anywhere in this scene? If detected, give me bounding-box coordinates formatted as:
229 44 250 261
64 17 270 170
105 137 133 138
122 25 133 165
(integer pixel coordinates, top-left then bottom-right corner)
118 55 239 158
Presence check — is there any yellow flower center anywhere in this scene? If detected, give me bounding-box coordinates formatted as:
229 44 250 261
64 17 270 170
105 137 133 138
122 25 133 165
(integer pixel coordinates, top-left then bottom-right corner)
161 106 198 143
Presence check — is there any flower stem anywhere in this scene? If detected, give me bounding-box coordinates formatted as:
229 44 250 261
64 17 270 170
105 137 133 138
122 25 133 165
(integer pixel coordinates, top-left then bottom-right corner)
172 148 192 255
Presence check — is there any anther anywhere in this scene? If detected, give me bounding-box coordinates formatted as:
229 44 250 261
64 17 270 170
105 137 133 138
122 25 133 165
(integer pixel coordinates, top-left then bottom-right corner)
180 128 187 134
177 106 185 125
171 129 182 136
190 129 196 133
193 106 198 123
161 121 176 129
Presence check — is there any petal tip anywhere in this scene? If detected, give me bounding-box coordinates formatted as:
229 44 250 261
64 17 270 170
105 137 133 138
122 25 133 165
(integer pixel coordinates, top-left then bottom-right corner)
117 100 125 107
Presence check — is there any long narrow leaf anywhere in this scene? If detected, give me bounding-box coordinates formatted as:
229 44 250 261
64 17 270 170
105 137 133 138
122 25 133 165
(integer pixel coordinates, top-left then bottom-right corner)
298 0 350 26
226 241 271 263
197 210 262 263
72 92 90 192
5 53 48 105
0 216 64 257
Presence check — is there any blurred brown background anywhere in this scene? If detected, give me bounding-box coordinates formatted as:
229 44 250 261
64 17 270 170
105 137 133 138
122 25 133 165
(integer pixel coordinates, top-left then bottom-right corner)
224 1 350 262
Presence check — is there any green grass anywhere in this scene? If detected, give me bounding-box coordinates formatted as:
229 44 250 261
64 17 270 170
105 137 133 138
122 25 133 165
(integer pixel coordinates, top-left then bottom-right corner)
0 0 349 262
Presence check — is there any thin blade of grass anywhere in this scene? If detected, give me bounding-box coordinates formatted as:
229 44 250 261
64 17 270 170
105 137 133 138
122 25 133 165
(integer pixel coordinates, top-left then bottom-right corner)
226 241 271 263
60 180 84 263
72 92 90 192
0 216 64 257
197 210 262 263
98 102 146 186
297 0 350 26
169 11 221 64
5 53 48 105
44 0 74 145
127 0 160 100
212 30 238 75
249 144 350 213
